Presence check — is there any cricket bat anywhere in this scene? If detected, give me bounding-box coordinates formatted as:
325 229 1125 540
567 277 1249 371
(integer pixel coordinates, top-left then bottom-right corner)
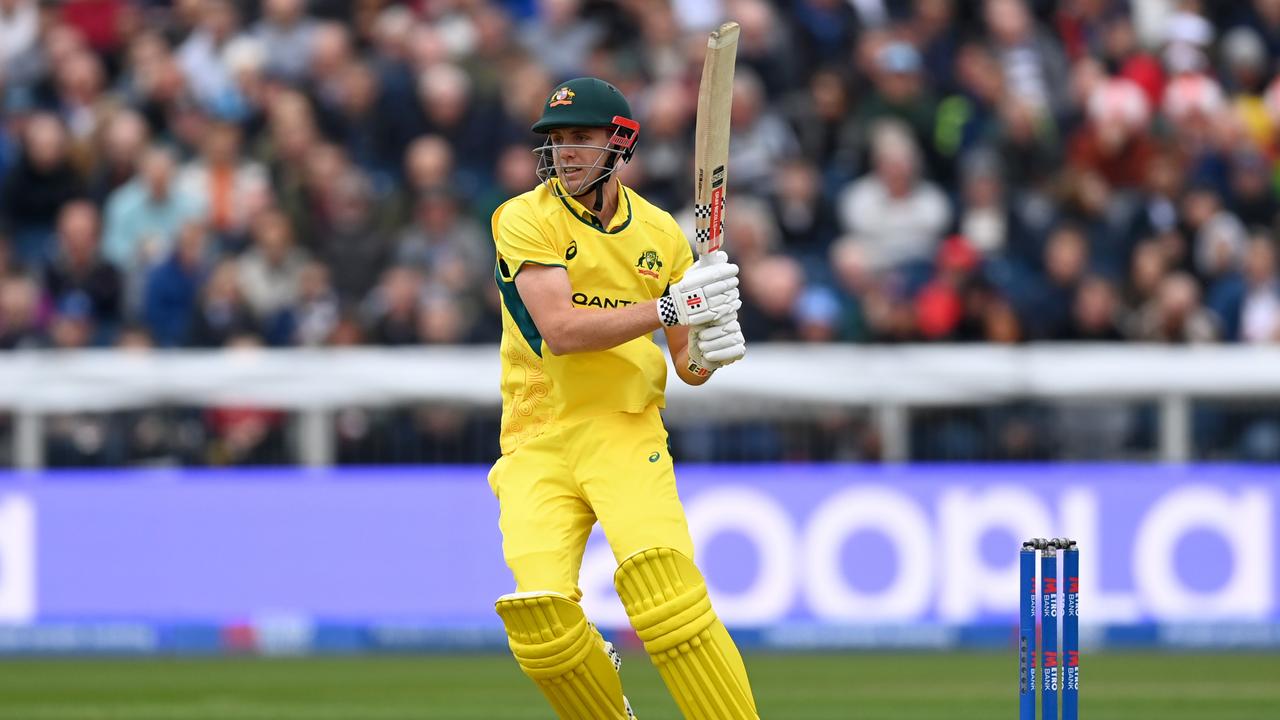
692 21 739 267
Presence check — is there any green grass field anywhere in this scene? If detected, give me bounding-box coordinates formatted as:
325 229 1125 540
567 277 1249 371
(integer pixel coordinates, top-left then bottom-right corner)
1 652 1277 719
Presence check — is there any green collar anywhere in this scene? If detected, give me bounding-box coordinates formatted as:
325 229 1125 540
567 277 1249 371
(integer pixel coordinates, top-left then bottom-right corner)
555 180 633 234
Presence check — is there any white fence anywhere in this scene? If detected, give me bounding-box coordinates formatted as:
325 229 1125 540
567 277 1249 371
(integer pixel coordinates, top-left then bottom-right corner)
3 344 1280 468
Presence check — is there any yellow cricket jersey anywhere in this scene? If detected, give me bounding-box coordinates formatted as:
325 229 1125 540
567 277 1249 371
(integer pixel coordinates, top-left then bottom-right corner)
491 178 694 454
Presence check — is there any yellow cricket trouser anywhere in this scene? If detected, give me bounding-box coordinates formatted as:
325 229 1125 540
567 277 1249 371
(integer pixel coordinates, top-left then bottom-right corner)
488 404 694 598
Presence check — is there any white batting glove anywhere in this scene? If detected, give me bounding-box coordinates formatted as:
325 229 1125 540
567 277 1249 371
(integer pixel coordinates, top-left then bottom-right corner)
657 251 741 327
687 318 746 377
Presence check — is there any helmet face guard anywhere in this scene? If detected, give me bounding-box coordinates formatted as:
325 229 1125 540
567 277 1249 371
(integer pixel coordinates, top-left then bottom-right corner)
534 116 640 198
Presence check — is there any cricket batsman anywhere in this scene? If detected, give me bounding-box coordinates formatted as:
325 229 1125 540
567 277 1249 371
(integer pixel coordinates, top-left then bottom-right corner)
488 77 759 719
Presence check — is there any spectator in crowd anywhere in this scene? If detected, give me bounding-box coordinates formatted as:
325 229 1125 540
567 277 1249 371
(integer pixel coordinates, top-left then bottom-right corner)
1227 149 1277 228
259 90 323 236
2 113 85 267
827 239 870 342
321 60 396 186
188 258 259 348
855 39 939 175
837 120 950 273
740 253 805 342
363 265 423 346
787 67 860 187
938 42 1007 164
0 274 43 349
1064 275 1127 341
625 80 691 210
53 49 112 155
290 260 339 346
710 195 780 268
473 141 538 227
1029 223 1090 339
1238 235 1280 342
1194 209 1249 284
734 0 799 97
43 200 122 343
88 109 150 204
399 135 454 219
788 0 862 72
1069 77 1156 190
913 235 979 341
412 63 504 195
395 189 488 300
315 169 393 307
728 68 801 197
1132 271 1219 343
114 30 183 131
985 0 1068 119
176 0 243 115
770 158 838 261
142 219 210 348
252 0 318 84
954 150 1014 260
518 0 601 80
993 93 1062 194
0 1 39 69
237 208 308 343
176 119 268 247
103 144 203 310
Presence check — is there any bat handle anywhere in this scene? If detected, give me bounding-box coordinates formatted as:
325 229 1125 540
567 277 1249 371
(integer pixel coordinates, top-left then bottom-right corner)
696 249 726 268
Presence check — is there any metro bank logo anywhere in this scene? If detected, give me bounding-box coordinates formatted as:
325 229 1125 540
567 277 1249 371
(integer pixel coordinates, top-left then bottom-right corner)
0 494 36 623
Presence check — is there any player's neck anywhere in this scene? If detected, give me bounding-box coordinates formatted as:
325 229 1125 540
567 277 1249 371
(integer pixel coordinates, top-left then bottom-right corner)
575 179 619 228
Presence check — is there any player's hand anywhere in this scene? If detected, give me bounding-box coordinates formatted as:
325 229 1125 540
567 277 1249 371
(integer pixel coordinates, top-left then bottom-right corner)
658 251 740 327
687 317 746 377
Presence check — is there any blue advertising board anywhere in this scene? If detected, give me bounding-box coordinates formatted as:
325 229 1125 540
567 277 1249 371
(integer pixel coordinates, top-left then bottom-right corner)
0 465 1276 653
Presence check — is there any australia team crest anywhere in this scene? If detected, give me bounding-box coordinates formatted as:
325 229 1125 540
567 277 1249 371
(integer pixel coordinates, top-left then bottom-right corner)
635 250 663 279
549 87 576 107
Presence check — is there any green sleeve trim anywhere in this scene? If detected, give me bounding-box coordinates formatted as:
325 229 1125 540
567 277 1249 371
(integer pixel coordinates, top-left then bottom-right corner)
494 262 547 357
508 259 567 280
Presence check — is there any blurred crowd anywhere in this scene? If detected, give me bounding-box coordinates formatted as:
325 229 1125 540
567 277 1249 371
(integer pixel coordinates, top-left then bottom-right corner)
6 0 1280 353
5 0 1280 464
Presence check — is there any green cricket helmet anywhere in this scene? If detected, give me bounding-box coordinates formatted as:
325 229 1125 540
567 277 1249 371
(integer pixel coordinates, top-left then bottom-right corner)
532 77 640 199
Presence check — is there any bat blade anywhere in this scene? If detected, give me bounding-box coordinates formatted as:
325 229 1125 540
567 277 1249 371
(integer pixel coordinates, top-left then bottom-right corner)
693 21 739 262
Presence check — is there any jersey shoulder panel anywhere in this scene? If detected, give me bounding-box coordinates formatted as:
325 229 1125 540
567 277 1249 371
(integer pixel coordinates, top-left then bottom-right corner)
492 187 566 278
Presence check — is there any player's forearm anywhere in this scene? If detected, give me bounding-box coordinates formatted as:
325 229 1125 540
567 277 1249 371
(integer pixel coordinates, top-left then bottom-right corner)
673 346 712 385
542 301 663 355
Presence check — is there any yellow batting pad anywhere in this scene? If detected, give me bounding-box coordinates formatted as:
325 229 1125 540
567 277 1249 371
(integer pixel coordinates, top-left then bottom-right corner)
614 548 758 719
495 592 632 720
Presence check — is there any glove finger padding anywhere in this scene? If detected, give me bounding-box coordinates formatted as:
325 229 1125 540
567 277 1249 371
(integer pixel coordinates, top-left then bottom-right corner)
698 276 739 297
704 343 746 364
696 319 741 341
698 329 745 352
688 296 740 326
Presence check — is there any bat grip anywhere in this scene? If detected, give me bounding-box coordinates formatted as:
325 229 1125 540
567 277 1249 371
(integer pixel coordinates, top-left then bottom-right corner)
696 250 726 268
